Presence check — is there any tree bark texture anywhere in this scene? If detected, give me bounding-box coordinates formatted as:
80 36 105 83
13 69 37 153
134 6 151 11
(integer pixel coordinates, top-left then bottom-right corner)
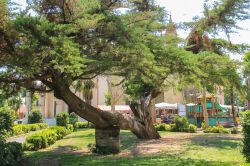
230 87 237 127
202 87 209 128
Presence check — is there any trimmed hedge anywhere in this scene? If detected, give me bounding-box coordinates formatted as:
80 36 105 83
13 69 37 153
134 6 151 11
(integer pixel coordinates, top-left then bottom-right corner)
188 124 197 133
75 122 95 129
56 112 69 127
69 112 78 131
154 123 197 133
154 124 171 131
12 123 48 136
28 109 43 124
172 116 189 132
23 126 72 151
69 112 78 124
203 125 229 134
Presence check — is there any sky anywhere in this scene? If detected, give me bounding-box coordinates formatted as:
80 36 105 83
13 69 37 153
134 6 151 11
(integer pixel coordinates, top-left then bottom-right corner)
156 0 250 60
156 0 250 45
14 0 250 59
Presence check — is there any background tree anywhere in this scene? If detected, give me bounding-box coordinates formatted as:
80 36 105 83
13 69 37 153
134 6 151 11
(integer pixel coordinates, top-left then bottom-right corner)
244 51 250 109
182 0 250 128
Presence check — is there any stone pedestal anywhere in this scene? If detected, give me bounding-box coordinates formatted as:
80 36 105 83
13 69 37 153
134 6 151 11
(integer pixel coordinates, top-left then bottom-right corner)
95 126 120 154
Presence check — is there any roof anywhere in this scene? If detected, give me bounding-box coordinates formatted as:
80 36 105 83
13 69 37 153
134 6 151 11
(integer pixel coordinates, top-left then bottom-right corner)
155 102 178 109
98 105 132 114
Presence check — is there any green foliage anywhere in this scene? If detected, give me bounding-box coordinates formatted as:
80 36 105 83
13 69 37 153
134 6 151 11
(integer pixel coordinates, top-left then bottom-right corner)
66 124 74 133
56 112 69 127
153 124 171 131
0 105 23 165
12 123 48 136
241 110 250 162
230 127 239 134
75 122 95 129
0 106 16 139
244 51 250 101
244 51 250 73
201 122 206 130
203 125 229 134
49 126 69 139
188 124 197 133
28 109 43 124
69 112 78 130
173 116 189 132
0 141 23 166
170 124 176 132
23 126 72 151
104 92 112 106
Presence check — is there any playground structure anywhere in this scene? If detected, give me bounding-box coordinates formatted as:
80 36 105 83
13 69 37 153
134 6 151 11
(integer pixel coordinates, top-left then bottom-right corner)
186 93 240 127
155 93 243 127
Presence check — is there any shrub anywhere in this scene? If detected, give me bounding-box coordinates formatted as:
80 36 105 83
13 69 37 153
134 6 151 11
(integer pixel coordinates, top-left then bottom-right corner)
0 106 23 165
24 132 48 150
66 124 74 133
69 112 78 131
203 125 229 134
12 123 48 136
241 110 250 162
42 130 58 145
188 124 197 133
230 127 239 134
173 116 189 132
154 124 170 131
50 126 68 139
0 141 23 166
69 112 78 125
170 124 176 132
56 112 69 127
0 106 16 138
75 122 95 129
24 126 72 151
28 109 43 124
201 122 205 130
36 123 48 129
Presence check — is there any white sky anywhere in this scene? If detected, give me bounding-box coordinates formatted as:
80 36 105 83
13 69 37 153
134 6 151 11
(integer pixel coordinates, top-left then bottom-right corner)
156 0 250 60
14 0 250 59
156 0 250 44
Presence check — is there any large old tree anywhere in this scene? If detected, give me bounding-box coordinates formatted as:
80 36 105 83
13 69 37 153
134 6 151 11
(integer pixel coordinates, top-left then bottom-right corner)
0 0 249 153
0 0 196 153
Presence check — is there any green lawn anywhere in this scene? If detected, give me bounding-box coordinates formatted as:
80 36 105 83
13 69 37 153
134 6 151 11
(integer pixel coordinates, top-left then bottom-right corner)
22 129 247 166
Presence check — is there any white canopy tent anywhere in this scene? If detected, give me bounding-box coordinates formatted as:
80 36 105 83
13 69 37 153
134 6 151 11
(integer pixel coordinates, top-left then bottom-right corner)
219 104 244 111
155 102 178 110
186 103 196 106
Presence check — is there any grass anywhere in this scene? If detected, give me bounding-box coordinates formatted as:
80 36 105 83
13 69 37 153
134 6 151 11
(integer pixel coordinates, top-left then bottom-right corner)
23 129 246 166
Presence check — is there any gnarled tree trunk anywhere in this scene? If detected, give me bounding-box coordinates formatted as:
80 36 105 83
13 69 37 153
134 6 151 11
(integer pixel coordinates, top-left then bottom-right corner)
47 77 160 154
129 95 160 139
